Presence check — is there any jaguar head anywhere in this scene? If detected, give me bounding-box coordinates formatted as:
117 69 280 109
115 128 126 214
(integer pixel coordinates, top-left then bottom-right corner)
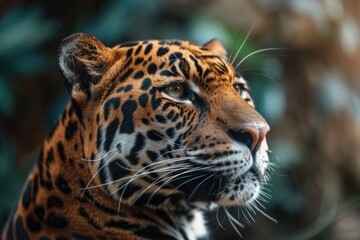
59 33 270 210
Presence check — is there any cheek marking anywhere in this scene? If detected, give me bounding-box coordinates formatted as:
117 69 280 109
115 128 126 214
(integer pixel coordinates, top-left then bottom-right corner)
103 97 121 121
104 118 120 152
126 133 146 165
120 100 138 134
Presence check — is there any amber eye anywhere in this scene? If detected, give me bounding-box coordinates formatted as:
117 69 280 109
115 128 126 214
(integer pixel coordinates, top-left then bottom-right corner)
234 84 243 97
165 83 185 99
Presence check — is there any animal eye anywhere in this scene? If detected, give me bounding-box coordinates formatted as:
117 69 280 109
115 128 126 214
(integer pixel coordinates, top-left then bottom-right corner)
234 84 244 97
165 83 185 99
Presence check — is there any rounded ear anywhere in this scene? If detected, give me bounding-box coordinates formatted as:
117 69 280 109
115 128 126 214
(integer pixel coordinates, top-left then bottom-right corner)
202 39 228 60
58 33 112 93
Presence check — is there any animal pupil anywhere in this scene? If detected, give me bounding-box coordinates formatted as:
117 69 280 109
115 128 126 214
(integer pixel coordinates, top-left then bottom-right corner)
2 33 272 239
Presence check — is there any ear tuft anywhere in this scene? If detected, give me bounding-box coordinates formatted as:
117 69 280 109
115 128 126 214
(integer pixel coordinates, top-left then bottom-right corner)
58 33 111 93
202 39 228 60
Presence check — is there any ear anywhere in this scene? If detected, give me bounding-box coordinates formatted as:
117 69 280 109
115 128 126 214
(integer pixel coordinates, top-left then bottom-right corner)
58 33 112 93
202 38 228 60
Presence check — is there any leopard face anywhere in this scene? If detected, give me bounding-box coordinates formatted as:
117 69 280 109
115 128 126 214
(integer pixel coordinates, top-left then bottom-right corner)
59 33 270 211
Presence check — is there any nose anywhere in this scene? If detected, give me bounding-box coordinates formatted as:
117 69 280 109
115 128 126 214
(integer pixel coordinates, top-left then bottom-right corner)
241 125 270 151
227 124 270 152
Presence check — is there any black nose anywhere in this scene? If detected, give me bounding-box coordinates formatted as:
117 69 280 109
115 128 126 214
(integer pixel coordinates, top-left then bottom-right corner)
227 125 270 151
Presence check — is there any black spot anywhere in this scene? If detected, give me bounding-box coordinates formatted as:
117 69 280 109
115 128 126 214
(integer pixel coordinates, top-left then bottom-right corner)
141 78 152 90
47 195 64 209
103 118 120 152
46 214 68 228
57 142 66 163
56 175 71 195
15 217 30 240
135 57 144 65
22 180 32 210
155 115 166 124
141 118 150 125
172 113 180 122
45 148 54 167
169 52 183 62
117 183 141 200
119 68 134 82
96 126 102 150
126 48 133 57
160 70 175 77
126 133 145 165
146 151 159 162
98 159 108 184
103 98 120 121
147 63 157 75
159 62 165 69
189 55 203 76
26 214 41 232
109 159 131 180
167 110 175 120
147 130 165 141
35 205 45 220
166 128 175 138
157 47 169 56
70 98 83 124
135 45 142 55
144 43 153 55
96 113 100 124
120 100 137 134
139 94 148 108
151 94 161 110
133 71 144 79
65 121 78 140
124 85 133 92
161 102 171 111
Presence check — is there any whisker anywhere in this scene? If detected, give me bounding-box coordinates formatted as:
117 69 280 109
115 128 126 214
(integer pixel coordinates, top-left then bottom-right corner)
146 167 211 206
252 202 278 223
235 47 285 69
231 25 255 65
188 173 216 200
224 207 244 237
216 207 226 230
130 164 192 205
81 151 118 198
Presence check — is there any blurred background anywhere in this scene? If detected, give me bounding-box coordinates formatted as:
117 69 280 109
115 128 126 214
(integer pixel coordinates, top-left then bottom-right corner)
1 0 360 239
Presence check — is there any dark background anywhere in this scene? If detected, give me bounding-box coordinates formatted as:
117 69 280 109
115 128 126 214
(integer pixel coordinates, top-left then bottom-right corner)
1 0 360 239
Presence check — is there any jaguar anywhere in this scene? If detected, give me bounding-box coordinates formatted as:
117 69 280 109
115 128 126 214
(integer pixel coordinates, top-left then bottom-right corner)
2 33 270 240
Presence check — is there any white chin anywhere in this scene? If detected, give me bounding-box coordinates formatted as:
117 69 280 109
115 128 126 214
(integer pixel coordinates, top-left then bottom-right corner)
216 173 261 206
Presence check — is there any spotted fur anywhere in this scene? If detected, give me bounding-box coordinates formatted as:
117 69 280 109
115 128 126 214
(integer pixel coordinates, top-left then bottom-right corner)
2 33 270 240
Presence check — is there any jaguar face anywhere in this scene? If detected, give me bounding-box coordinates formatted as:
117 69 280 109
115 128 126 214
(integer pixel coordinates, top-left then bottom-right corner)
59 34 270 210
